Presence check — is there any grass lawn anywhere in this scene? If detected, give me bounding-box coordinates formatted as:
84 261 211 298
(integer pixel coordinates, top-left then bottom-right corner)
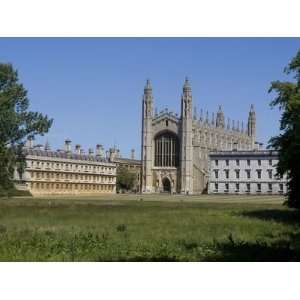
0 194 300 261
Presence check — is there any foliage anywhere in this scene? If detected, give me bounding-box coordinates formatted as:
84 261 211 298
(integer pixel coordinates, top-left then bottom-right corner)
0 194 300 261
0 63 53 194
0 188 32 198
268 50 300 208
116 166 137 192
116 224 127 232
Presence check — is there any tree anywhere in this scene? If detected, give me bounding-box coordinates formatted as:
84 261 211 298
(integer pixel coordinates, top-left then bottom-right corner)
268 50 300 208
116 166 137 192
0 63 53 195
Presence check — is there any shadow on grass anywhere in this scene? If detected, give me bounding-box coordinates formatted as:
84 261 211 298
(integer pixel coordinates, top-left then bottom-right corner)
211 209 300 261
99 255 179 262
239 209 300 225
202 232 300 262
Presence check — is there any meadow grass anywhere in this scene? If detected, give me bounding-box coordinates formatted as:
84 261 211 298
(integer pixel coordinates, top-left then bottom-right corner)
0 194 299 261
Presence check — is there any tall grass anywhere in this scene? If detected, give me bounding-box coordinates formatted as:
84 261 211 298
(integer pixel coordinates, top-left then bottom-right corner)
0 195 299 261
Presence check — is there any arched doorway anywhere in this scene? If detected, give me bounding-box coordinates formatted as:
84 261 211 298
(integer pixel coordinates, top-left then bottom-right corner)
162 177 171 193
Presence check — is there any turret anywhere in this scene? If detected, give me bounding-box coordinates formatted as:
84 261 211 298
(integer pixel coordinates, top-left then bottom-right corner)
143 79 153 117
181 77 192 119
180 77 193 194
247 104 256 149
141 79 154 193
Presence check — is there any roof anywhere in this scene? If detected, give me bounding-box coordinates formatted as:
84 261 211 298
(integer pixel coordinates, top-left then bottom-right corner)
23 148 110 163
114 157 142 165
209 149 279 158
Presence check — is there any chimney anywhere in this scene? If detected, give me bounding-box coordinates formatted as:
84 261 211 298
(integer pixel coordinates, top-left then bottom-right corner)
233 142 238 151
75 144 81 155
109 148 117 162
65 139 72 152
88 148 94 156
96 144 104 158
26 135 34 148
34 144 44 150
131 149 135 160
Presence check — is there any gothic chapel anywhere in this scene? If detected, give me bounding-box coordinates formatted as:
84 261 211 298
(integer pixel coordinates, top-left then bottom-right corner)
141 78 256 194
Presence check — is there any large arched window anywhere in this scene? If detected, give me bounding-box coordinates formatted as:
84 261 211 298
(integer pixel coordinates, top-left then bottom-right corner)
154 131 179 167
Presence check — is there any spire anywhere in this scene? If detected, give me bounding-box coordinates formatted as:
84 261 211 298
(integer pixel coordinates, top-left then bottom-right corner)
205 111 209 124
227 118 230 130
44 140 51 151
143 79 153 98
199 109 203 122
216 105 225 128
181 76 192 119
183 76 192 94
248 104 256 126
232 120 235 131
144 79 152 92
143 79 153 118
193 107 197 120
248 104 256 122
248 104 256 144
183 76 191 87
211 112 215 126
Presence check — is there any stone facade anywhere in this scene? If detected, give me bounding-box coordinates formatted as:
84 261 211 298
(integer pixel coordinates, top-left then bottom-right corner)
141 78 256 194
208 150 287 194
14 138 117 195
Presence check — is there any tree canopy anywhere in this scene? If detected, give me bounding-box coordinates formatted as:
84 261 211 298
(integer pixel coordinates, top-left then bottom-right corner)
0 63 53 194
269 50 300 208
116 166 137 192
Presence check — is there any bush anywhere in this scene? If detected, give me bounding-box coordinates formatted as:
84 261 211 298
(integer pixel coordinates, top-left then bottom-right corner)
0 187 32 198
116 224 127 232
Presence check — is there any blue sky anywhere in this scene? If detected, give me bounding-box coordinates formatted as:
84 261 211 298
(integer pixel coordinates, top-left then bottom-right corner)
1 38 299 158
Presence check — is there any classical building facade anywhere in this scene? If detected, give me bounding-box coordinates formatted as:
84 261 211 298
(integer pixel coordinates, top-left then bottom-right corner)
14 138 117 195
208 150 287 194
141 78 256 194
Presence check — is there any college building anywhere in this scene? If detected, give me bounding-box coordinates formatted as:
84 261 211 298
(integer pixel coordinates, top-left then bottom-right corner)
13 77 288 196
14 137 117 195
208 148 287 194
